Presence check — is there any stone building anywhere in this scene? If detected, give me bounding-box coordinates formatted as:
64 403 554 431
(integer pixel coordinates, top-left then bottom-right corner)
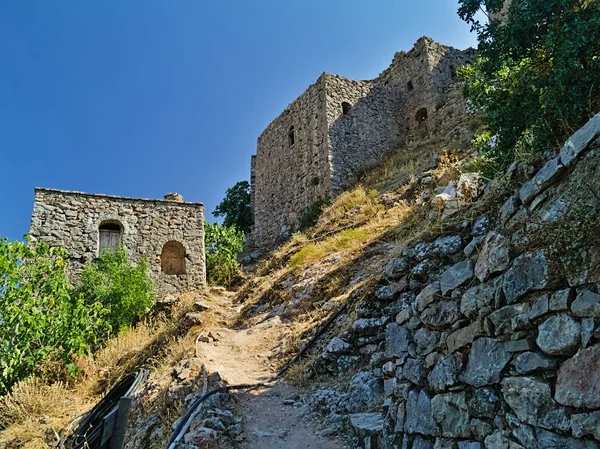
249 37 475 247
29 188 206 294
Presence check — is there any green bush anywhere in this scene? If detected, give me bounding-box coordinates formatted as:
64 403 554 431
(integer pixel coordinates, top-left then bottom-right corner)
77 248 155 332
0 239 109 395
458 0 600 168
205 220 244 287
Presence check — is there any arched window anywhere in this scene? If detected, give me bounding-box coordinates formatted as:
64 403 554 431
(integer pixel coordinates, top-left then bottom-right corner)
288 126 295 148
416 108 428 123
98 220 122 254
407 80 414 92
341 101 352 115
161 241 186 275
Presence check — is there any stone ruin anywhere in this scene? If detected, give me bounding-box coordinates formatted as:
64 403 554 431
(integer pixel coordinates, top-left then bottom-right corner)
29 188 206 294
249 36 476 248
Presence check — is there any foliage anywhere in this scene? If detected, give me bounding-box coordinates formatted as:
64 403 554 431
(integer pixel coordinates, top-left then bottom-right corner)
213 180 253 234
298 197 330 231
0 239 109 395
204 220 245 286
458 0 600 168
77 248 154 333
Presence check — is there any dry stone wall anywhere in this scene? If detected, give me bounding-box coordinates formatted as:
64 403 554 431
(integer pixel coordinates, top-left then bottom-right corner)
310 114 600 448
250 37 475 248
29 188 206 294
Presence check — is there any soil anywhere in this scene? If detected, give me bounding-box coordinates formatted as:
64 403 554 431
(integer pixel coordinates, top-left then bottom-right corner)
195 291 346 449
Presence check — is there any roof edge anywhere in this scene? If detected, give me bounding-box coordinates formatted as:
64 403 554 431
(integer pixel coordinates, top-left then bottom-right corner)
34 187 205 207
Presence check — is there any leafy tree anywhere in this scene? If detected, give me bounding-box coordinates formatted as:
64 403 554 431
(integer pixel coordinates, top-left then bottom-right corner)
0 239 109 395
458 0 600 169
204 220 244 286
77 248 155 332
213 181 252 234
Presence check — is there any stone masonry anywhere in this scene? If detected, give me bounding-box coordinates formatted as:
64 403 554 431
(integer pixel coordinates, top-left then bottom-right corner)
29 188 206 294
250 37 475 247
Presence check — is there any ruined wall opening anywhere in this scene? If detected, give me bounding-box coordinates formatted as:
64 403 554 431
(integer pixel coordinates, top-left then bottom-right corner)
161 241 186 275
98 220 122 255
342 102 352 115
407 80 414 91
288 126 295 148
416 107 428 122
449 65 457 81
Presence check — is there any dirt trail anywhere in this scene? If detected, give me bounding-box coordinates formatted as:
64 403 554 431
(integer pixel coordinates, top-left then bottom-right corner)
196 292 345 449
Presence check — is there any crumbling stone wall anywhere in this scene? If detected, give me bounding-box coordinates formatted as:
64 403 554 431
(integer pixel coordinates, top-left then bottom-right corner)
29 188 206 294
250 37 475 248
313 114 600 448
251 75 332 246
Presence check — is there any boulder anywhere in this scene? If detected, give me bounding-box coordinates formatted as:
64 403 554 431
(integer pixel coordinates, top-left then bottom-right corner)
475 232 510 282
431 391 471 438
555 343 600 409
571 411 600 441
353 317 389 336
414 327 440 356
536 314 580 355
502 250 558 304
326 337 351 354
349 413 384 436
343 371 384 413
571 289 600 318
428 354 459 392
559 111 600 167
549 288 574 311
499 196 521 225
421 300 460 328
384 257 411 279
461 338 511 387
511 351 557 374
460 277 503 319
432 235 463 257
537 430 599 449
416 281 442 312
467 387 499 419
446 319 484 353
519 157 565 205
440 260 475 295
404 390 439 436
402 358 426 386
385 323 410 358
501 376 569 430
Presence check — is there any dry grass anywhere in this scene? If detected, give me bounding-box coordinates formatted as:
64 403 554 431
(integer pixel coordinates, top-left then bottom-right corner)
0 291 202 449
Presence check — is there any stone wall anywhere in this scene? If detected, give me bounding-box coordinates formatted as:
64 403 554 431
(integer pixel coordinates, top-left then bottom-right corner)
313 114 600 448
29 188 206 294
251 74 332 246
250 37 475 248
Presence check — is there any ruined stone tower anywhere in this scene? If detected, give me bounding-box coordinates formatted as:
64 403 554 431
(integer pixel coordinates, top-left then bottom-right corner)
250 37 475 248
29 188 206 294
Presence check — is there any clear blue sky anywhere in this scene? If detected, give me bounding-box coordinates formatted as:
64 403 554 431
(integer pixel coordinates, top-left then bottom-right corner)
0 1 477 241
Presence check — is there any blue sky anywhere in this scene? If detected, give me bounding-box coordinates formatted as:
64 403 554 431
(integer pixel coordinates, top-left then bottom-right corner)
0 1 477 241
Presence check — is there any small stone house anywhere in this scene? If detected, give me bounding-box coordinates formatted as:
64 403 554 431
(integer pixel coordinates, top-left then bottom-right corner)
29 188 206 294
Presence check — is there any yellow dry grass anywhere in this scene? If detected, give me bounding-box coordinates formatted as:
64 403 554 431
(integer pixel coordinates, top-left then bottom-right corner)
0 291 202 449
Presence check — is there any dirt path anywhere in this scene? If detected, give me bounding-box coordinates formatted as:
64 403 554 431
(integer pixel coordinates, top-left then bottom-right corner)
195 291 345 449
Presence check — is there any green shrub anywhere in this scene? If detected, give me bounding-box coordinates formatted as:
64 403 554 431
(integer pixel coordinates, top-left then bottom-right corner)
458 0 600 168
205 220 245 287
77 248 155 332
0 239 109 395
